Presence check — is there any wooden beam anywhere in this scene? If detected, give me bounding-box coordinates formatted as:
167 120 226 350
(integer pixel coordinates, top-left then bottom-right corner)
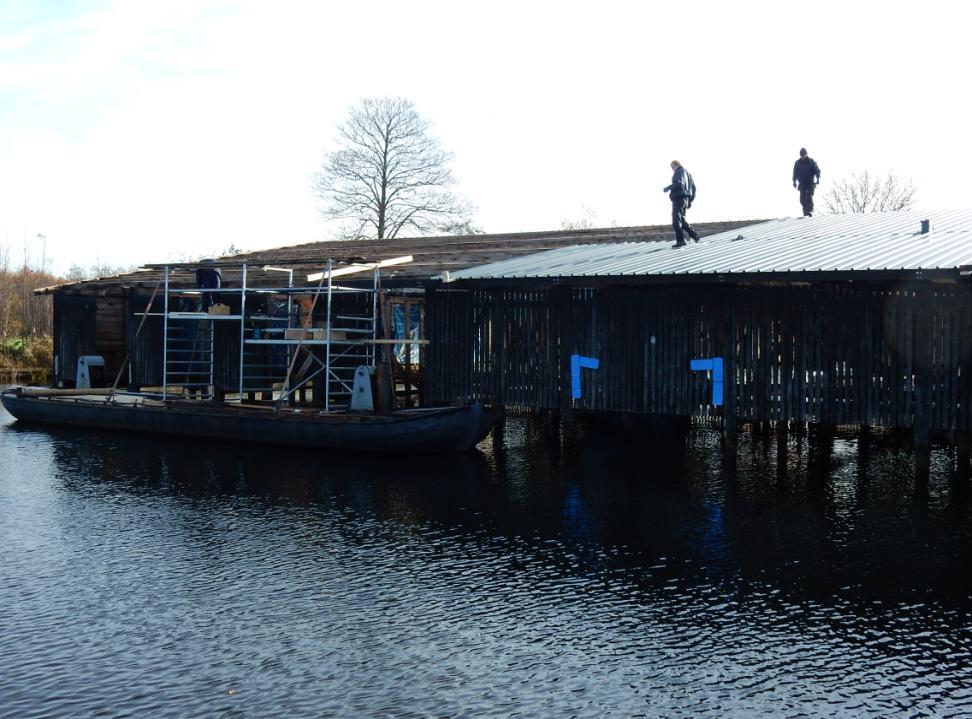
306 255 413 282
15 388 113 397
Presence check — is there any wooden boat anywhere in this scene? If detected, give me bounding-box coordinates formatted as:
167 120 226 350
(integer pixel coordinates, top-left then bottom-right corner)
0 388 499 453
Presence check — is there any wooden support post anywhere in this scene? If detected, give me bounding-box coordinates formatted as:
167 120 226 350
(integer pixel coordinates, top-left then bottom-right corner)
914 386 931 481
956 432 971 483
794 420 807 440
722 374 739 453
374 363 392 414
554 286 574 417
722 302 737 453
914 292 933 483
721 412 737 451
558 407 579 447
807 421 835 490
492 411 507 449
680 413 693 435
814 421 836 444
620 412 635 444
856 423 872 502
543 408 562 450
915 447 932 489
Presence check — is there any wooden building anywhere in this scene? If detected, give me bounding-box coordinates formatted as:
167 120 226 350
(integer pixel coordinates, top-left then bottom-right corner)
424 211 972 448
35 221 749 404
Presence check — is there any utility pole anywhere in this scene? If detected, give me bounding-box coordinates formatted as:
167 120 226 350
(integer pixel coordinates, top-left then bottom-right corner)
22 233 29 341
37 233 46 275
36 234 47 337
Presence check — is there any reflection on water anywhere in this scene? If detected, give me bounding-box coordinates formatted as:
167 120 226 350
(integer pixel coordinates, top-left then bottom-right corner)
2 398 972 717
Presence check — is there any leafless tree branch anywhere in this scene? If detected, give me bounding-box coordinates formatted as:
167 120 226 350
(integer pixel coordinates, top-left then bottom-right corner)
823 170 917 214
313 97 477 239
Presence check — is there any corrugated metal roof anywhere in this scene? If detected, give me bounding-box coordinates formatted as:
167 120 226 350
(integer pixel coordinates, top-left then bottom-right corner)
441 210 972 281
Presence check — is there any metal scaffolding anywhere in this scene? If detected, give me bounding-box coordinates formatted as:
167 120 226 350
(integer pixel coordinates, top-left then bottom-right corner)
156 257 413 409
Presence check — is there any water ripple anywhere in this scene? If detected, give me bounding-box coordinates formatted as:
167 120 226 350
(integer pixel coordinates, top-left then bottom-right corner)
2 407 972 717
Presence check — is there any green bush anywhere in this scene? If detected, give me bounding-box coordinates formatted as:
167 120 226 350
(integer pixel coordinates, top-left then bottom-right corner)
0 337 26 356
0 335 52 370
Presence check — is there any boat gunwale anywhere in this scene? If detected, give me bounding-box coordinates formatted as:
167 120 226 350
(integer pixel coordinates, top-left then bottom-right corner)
2 389 483 425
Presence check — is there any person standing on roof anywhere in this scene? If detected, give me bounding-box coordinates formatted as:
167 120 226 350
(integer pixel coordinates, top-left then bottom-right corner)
664 160 699 248
792 148 821 217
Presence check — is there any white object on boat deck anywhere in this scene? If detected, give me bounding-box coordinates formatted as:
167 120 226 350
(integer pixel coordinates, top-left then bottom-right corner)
350 365 375 412
76 355 106 389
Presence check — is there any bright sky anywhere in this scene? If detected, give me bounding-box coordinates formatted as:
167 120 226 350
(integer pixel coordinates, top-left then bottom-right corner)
1 0 969 274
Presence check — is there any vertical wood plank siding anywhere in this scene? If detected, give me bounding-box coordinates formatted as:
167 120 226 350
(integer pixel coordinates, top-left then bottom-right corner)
52 294 97 387
95 297 126 377
127 291 164 388
426 283 972 431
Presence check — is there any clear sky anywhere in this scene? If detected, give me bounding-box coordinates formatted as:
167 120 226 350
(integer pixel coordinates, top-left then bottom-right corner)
1 0 969 274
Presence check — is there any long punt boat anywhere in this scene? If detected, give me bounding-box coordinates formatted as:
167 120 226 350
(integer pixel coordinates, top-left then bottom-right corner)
1 388 498 453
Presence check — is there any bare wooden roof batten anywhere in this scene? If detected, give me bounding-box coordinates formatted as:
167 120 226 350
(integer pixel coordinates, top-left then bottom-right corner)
35 221 756 296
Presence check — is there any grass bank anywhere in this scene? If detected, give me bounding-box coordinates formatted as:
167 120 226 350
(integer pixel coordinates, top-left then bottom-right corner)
0 336 52 384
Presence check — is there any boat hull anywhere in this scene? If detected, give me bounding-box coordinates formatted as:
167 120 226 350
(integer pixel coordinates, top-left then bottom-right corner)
1 390 498 453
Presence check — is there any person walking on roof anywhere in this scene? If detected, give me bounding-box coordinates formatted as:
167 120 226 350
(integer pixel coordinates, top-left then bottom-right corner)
792 148 821 217
664 160 699 248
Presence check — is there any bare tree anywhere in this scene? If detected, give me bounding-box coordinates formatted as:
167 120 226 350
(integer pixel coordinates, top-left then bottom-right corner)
0 264 59 340
313 97 475 239
63 261 135 282
823 170 917 214
0 236 9 337
560 206 599 231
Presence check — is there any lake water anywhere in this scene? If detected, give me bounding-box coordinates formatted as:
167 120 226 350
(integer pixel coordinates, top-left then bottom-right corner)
2 393 972 718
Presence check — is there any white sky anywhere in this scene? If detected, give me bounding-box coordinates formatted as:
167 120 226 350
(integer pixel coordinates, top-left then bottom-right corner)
1 0 969 274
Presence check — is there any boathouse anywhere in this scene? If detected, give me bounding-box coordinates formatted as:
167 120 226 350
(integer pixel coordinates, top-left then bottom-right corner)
34 221 749 405
424 210 972 447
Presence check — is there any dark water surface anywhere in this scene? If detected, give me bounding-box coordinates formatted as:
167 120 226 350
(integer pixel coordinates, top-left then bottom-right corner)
3 397 972 718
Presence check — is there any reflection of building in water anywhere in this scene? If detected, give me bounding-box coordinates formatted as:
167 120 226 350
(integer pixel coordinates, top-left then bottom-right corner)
21 410 972 612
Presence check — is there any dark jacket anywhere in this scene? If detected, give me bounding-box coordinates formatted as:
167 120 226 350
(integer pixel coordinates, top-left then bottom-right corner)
793 156 821 187
665 166 696 203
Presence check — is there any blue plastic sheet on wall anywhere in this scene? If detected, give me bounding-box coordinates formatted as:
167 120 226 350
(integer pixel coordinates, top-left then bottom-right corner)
571 354 600 399
690 357 724 406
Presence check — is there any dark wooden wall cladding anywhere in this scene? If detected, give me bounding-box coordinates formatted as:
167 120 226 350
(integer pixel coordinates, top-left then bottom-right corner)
426 283 972 432
126 291 164 388
52 294 97 387
95 296 126 378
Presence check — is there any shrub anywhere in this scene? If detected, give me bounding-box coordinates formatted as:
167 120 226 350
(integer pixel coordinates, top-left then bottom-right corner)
0 335 51 370
26 337 53 369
